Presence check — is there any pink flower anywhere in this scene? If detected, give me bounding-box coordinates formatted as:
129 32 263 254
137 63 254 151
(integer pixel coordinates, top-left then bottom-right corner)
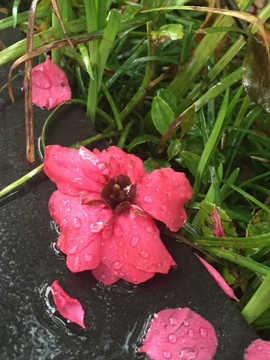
51 280 85 328
44 145 192 285
138 308 218 360
29 56 71 109
244 339 270 360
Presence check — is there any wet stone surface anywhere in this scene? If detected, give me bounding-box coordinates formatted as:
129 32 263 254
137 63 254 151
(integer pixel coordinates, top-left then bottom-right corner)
0 19 258 360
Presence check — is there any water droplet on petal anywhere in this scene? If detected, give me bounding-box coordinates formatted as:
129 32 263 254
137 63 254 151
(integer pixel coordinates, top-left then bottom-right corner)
101 274 106 279
114 225 124 237
69 245 78 254
183 320 189 326
168 334 177 344
84 253 93 262
188 329 194 337
140 250 150 259
145 226 152 233
113 261 123 270
72 217 82 229
179 347 198 359
258 345 263 351
169 317 179 327
131 236 140 247
143 195 152 203
199 327 208 339
163 351 172 359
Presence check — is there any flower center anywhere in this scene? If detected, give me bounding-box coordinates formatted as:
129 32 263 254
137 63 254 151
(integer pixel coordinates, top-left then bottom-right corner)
101 174 136 212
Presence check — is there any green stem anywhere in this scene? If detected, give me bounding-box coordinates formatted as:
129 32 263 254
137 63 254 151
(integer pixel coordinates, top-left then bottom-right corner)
242 271 270 324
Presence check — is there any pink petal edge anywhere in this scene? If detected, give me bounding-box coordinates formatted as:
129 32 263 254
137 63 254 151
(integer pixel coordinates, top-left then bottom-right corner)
139 307 218 360
244 339 270 360
51 280 86 328
195 254 239 301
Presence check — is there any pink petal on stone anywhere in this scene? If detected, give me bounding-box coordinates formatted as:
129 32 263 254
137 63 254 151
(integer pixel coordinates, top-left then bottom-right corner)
44 145 104 196
31 56 71 109
244 339 270 360
195 254 239 301
139 307 218 360
51 280 85 328
49 190 112 272
136 168 192 232
211 207 226 237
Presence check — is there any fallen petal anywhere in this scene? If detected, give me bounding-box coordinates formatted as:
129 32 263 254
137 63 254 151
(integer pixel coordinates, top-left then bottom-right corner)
195 254 239 301
244 339 270 360
139 307 218 360
31 56 71 109
51 280 85 328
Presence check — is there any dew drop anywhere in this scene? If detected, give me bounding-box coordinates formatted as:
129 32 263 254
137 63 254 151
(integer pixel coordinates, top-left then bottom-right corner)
84 253 93 262
188 329 194 338
145 226 152 233
114 225 124 237
101 274 106 280
169 317 178 327
163 351 172 359
179 346 198 359
155 187 160 193
143 195 152 203
183 320 189 326
112 261 123 270
258 345 263 351
140 250 150 259
199 327 208 339
72 217 82 229
131 236 140 247
69 245 78 254
168 334 177 344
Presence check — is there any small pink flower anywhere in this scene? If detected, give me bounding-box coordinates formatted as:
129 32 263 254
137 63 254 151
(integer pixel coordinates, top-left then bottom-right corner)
29 56 71 109
44 145 192 285
244 339 270 360
139 308 218 360
51 280 85 328
195 254 239 301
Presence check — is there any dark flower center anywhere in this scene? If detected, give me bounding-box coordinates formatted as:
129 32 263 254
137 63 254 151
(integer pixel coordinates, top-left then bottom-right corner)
101 174 136 212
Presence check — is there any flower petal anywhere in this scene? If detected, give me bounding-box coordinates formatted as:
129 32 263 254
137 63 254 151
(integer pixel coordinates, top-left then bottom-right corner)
136 168 192 231
139 308 218 360
49 190 112 272
31 56 71 109
44 145 104 196
91 262 120 285
211 206 226 237
110 206 176 275
51 280 85 328
244 339 270 360
195 254 239 301
98 146 145 183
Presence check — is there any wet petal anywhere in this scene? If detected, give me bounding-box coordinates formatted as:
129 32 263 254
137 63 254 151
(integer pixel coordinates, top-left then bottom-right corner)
91 262 120 285
98 146 145 183
244 339 270 360
195 254 239 301
112 206 176 274
44 145 104 196
49 190 112 272
139 308 218 360
31 56 71 109
51 280 85 328
136 168 192 231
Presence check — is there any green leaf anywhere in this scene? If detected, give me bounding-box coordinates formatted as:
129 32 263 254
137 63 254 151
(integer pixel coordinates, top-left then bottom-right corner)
151 24 184 43
247 210 270 237
167 139 182 160
180 104 196 139
127 135 160 152
178 150 207 184
157 88 176 113
144 158 171 173
151 95 175 135
242 36 270 113
200 200 237 237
